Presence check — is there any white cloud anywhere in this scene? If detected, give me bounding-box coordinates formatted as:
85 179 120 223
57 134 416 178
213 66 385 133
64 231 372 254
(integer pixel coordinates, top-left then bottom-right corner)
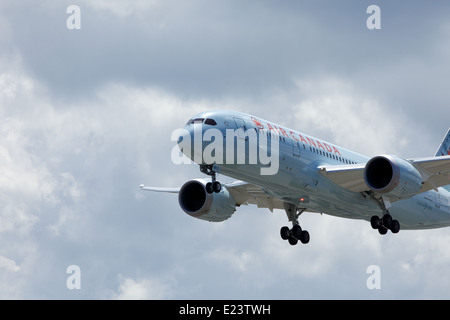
112 275 174 300
0 52 448 299
80 0 160 18
290 77 414 157
0 255 20 272
208 248 258 273
0 1 449 300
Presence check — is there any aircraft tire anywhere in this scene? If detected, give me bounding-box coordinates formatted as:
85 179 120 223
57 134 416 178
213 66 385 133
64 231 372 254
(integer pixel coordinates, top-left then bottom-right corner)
300 230 310 244
382 214 393 229
212 181 222 193
280 226 290 240
288 236 298 246
292 225 302 239
390 220 400 233
370 216 381 229
206 182 213 194
378 226 388 235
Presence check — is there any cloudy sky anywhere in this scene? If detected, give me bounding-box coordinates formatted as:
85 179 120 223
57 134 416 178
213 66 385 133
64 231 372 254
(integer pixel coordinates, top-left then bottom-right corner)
0 0 450 299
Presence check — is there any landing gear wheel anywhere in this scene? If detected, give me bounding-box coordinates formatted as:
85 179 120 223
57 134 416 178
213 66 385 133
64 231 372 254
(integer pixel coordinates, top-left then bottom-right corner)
280 225 309 245
382 214 393 229
292 225 302 239
370 216 381 229
299 230 310 244
212 181 222 193
288 237 298 246
280 226 290 240
200 164 221 193
206 182 213 194
372 214 400 235
367 193 401 236
390 220 400 233
281 203 310 246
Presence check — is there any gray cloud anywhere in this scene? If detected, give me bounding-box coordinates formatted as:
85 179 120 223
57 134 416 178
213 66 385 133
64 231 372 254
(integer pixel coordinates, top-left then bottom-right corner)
0 0 449 300
6 0 448 101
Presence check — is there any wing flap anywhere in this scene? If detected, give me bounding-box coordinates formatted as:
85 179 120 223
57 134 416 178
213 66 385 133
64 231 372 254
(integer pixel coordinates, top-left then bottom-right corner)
226 181 285 211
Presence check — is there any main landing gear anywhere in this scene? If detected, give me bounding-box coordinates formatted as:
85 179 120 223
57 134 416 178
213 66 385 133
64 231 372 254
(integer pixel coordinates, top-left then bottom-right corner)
367 193 400 235
200 165 222 194
280 202 310 246
370 213 400 234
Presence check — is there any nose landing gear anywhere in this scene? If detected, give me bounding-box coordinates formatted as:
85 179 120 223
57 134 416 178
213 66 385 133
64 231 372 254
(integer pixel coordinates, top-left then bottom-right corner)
200 165 222 194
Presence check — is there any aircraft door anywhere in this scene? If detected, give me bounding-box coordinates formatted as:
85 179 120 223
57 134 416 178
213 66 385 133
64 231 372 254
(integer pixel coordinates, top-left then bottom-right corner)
293 141 301 157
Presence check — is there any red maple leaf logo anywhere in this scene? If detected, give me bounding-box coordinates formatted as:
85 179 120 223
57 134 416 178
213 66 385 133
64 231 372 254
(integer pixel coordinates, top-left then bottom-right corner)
251 117 264 129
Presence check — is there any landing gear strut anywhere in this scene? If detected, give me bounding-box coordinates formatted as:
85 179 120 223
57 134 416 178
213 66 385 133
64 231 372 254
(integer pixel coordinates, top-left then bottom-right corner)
280 202 310 245
200 165 222 194
368 193 400 235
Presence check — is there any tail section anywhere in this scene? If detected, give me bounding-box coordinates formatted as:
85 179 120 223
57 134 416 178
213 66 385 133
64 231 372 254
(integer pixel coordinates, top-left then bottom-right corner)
435 128 450 157
435 128 450 192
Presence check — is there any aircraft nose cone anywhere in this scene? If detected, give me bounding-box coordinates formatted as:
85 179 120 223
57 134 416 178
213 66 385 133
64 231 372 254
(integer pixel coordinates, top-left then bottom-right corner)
177 133 184 144
177 127 191 145
176 126 195 161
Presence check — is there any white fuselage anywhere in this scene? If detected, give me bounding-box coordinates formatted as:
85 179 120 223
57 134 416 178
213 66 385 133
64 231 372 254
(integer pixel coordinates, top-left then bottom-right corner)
180 110 450 229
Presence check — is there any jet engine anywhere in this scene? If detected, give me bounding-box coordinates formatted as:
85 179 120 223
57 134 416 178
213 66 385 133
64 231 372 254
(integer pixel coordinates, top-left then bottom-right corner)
364 155 423 198
178 179 237 222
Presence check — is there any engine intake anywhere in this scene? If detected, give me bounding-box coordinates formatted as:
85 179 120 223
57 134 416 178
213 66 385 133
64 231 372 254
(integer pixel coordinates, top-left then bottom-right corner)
178 179 237 222
364 155 423 198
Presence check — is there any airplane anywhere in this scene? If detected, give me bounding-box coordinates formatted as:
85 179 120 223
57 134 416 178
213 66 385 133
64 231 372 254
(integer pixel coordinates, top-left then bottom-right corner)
141 110 450 246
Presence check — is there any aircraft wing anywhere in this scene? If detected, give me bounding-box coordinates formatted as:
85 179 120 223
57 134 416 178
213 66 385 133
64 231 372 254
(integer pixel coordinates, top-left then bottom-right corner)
410 155 450 192
224 180 285 212
139 184 180 193
140 180 288 212
319 155 450 194
318 164 368 193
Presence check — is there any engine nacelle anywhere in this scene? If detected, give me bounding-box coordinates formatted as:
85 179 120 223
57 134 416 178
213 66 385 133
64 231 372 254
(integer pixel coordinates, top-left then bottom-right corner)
178 179 237 222
364 155 424 198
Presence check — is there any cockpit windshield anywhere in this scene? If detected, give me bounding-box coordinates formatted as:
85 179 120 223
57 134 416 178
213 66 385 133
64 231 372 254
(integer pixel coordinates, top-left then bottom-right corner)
186 118 217 126
204 118 217 125
186 118 204 125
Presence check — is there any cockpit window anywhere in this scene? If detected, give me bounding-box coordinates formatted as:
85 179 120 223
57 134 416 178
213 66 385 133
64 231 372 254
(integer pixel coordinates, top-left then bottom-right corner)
186 118 205 125
204 118 217 126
